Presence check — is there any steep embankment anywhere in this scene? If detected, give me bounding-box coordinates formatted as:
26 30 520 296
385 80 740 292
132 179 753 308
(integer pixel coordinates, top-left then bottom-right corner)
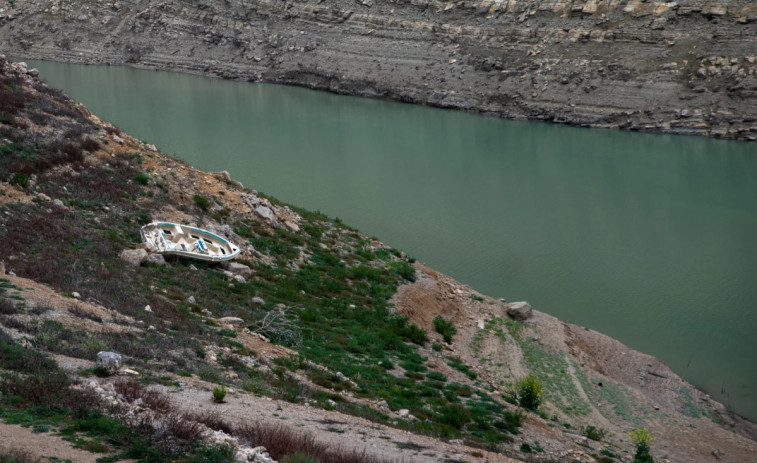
1 58 756 462
1 0 756 140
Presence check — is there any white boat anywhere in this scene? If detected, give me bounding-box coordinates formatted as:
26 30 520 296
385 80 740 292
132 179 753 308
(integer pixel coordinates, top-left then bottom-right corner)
140 222 241 262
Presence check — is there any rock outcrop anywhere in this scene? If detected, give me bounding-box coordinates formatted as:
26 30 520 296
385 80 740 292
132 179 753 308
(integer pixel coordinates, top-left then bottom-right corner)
0 0 755 140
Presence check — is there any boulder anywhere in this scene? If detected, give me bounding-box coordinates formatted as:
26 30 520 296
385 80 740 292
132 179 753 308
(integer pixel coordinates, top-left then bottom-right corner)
254 205 273 220
120 248 148 266
95 351 122 376
223 262 251 278
187 295 196 304
506 301 533 320
144 253 166 266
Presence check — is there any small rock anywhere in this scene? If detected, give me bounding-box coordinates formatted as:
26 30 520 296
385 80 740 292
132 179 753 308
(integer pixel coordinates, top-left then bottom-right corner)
71 292 81 299
36 193 51 201
398 408 410 418
201 308 213 317
26 68 39 77
145 144 157 152
233 274 246 283
449 439 464 445
219 317 244 326
144 305 152 313
95 351 122 376
121 368 139 376
52 198 66 208
120 249 148 267
224 262 252 278
112 134 124 144
506 301 533 320
188 295 197 304
251 297 265 305
712 449 723 459
144 253 166 266
147 325 156 331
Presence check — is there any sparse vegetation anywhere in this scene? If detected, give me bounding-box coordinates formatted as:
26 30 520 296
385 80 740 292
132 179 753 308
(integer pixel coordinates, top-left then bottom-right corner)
584 425 607 441
630 428 654 463
433 316 456 343
516 375 542 411
213 386 227 403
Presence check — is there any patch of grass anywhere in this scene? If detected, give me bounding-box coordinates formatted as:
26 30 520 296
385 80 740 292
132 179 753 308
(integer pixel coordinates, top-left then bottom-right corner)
193 194 211 211
433 316 456 344
584 425 607 441
447 357 477 380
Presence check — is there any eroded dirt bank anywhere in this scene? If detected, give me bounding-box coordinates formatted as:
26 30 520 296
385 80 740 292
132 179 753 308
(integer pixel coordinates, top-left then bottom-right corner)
1 0 756 140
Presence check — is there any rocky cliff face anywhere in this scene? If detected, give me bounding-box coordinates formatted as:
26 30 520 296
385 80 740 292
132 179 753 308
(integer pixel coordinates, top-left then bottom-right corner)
1 0 756 140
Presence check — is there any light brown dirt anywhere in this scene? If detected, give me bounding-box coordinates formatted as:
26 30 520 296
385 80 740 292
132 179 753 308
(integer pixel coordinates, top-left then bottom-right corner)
393 262 757 463
0 421 103 463
166 379 524 463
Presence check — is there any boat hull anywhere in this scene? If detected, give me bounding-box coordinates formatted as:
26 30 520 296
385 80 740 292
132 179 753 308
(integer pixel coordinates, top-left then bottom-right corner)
140 222 241 262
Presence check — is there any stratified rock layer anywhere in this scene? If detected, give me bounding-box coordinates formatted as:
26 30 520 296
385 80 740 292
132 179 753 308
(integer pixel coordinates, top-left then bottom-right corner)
0 0 755 140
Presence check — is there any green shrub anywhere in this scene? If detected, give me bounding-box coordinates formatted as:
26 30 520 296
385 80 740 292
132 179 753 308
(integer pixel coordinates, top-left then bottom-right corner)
433 316 456 343
584 425 606 441
212 386 226 403
630 428 654 463
520 442 532 453
516 375 542 410
193 194 211 211
403 323 427 345
134 173 150 185
281 454 317 463
436 404 471 430
10 172 29 189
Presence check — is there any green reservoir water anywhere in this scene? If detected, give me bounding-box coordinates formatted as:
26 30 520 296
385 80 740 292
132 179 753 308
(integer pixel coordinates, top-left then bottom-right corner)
24 60 757 420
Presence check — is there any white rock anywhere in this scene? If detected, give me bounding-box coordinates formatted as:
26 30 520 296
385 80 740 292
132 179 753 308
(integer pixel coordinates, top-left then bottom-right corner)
255 205 273 220
506 301 533 320
219 317 244 326
188 295 196 304
120 248 148 266
95 351 122 376
144 305 152 313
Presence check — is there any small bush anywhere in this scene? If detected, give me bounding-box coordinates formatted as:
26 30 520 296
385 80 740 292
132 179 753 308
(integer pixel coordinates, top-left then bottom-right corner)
80 137 101 152
433 316 456 344
193 194 211 211
436 404 471 430
10 172 29 189
516 375 542 410
0 297 20 315
520 442 532 453
213 386 227 403
630 428 654 463
134 173 150 185
584 425 606 441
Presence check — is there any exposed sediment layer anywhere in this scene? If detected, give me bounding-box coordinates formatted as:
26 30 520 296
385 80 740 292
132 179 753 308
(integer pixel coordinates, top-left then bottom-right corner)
1 0 756 140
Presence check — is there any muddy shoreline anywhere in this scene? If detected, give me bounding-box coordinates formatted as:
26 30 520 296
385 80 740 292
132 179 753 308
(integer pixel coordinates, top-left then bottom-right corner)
1 0 756 140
